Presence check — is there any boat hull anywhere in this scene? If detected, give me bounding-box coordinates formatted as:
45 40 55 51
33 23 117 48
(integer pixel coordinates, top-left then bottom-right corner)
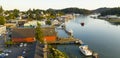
79 46 92 56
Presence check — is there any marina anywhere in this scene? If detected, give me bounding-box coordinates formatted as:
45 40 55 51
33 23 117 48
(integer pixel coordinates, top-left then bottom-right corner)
55 16 120 58
52 21 99 58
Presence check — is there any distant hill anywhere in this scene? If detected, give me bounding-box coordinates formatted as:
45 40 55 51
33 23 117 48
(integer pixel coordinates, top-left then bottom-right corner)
60 7 91 14
92 7 111 13
100 7 120 16
45 7 92 15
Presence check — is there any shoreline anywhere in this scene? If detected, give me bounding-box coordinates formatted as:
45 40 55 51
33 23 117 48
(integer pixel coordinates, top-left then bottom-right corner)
97 18 120 25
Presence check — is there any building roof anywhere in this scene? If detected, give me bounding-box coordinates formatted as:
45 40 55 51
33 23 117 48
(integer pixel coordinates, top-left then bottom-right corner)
41 27 57 36
11 28 35 38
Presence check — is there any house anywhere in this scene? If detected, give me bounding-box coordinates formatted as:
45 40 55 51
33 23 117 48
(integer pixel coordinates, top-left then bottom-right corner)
17 20 27 27
11 28 36 43
0 25 6 36
24 20 45 27
106 15 118 19
42 27 57 43
51 20 60 26
5 20 17 28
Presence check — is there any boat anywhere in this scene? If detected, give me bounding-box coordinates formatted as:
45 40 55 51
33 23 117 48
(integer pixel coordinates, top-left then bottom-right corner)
79 44 92 56
80 22 84 26
68 29 73 34
68 29 73 36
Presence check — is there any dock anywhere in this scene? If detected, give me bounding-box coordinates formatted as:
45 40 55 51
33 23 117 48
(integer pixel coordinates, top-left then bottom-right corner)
49 37 83 44
61 24 73 37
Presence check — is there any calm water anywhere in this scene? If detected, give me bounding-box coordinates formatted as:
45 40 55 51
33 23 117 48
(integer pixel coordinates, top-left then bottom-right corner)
56 16 120 58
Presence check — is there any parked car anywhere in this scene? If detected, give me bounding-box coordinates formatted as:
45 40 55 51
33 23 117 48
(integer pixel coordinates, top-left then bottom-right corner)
24 43 27 47
0 52 9 57
3 49 12 53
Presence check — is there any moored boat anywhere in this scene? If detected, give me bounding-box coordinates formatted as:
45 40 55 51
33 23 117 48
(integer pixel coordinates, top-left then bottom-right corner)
79 44 92 56
80 22 84 26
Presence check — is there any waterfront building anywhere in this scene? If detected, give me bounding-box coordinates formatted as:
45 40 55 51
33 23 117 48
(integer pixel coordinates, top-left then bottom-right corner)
11 28 36 43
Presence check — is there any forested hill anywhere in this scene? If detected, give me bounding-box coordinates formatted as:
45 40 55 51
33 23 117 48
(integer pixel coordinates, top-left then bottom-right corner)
100 7 120 16
58 8 91 14
92 7 111 13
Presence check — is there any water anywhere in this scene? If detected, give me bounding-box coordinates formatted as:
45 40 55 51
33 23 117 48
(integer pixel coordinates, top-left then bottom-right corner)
56 16 120 58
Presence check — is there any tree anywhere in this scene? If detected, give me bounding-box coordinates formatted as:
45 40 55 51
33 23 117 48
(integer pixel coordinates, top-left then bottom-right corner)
45 20 51 25
35 22 44 43
0 16 5 25
27 9 34 19
0 6 3 15
13 9 20 18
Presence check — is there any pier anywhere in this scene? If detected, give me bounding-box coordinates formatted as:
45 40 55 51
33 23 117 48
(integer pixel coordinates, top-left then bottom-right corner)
49 37 83 44
61 23 73 37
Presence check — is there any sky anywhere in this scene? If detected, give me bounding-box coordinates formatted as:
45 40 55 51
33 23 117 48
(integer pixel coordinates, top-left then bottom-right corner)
0 0 120 11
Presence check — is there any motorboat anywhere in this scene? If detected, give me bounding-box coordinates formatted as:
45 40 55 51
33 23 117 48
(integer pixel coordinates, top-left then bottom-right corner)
79 44 92 56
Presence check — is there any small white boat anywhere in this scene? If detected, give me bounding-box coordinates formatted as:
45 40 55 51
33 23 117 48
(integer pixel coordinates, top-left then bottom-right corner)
79 44 92 56
68 29 73 36
68 29 73 34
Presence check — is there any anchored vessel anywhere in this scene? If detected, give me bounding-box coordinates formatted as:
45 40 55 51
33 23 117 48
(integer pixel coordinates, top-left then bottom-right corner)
79 44 92 56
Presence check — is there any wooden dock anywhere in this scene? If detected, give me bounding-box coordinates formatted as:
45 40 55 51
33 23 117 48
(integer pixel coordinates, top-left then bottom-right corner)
49 37 83 44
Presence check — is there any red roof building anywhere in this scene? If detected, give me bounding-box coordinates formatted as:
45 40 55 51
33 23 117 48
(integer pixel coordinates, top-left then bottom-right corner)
11 28 36 43
42 27 57 43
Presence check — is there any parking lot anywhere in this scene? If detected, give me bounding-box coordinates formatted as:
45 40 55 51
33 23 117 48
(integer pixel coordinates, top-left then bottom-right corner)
0 30 39 58
0 30 33 58
0 42 36 58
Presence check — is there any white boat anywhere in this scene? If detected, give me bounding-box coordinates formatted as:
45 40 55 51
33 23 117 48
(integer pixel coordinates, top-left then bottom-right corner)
79 44 92 56
68 29 73 34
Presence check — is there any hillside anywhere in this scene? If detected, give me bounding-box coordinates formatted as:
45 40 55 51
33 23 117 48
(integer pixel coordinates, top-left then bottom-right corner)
92 7 111 13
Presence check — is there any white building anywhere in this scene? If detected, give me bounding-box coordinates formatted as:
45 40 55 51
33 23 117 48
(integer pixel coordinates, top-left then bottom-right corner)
106 15 118 19
52 20 60 26
0 25 6 36
24 20 46 27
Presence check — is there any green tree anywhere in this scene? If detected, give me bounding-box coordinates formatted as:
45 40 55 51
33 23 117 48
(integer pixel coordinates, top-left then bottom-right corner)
0 16 5 25
13 9 20 18
35 22 44 43
45 20 51 25
0 6 3 15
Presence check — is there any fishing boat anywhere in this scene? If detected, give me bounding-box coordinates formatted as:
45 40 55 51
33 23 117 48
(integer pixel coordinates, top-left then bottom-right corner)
79 44 92 56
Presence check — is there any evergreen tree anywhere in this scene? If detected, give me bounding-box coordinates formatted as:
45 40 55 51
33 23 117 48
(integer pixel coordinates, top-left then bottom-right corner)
0 16 5 25
0 6 3 15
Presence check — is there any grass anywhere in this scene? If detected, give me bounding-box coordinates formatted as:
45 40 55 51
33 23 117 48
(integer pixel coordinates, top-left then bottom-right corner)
48 45 69 58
